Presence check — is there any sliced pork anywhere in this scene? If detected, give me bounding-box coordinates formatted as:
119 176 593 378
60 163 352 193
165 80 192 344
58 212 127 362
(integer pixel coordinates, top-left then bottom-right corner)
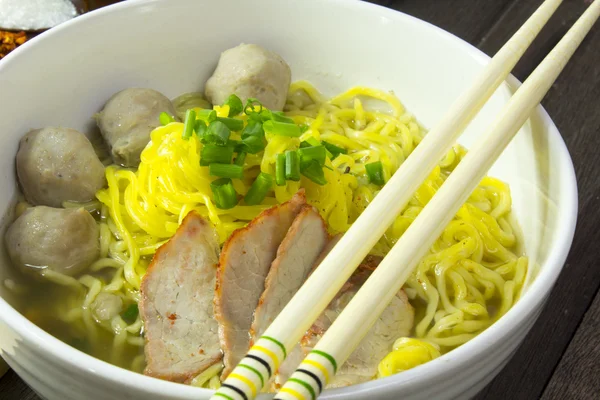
139 211 221 383
215 191 306 378
250 205 329 341
301 262 414 388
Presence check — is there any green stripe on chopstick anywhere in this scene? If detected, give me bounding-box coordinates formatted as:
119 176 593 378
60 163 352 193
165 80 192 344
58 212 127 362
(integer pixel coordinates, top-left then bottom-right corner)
261 336 287 358
288 378 316 400
238 364 264 388
310 350 337 373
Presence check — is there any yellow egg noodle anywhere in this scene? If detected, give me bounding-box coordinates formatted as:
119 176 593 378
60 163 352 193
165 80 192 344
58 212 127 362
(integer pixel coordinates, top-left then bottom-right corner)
14 82 527 386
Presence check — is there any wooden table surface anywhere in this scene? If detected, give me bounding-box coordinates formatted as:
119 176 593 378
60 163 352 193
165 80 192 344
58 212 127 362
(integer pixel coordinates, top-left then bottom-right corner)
1 0 599 399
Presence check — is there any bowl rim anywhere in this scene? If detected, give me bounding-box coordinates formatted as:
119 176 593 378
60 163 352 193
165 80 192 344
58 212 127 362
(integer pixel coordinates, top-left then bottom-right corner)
0 0 579 398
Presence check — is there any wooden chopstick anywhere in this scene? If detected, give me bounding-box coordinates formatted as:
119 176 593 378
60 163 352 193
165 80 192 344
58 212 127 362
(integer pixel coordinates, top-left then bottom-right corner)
211 1 563 399
272 1 599 399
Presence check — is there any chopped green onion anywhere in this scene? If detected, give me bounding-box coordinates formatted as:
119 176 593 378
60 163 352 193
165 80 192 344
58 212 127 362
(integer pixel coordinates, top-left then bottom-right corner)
285 151 301 181
263 120 302 137
197 109 217 123
258 109 273 121
300 137 321 148
244 98 263 116
182 109 196 139
224 94 243 116
200 144 234 166
204 121 231 145
159 112 174 126
121 304 139 324
244 173 273 205
365 161 385 185
299 124 310 133
300 139 332 159
241 121 265 139
209 163 244 179
276 154 286 186
234 152 247 167
301 159 327 185
211 178 238 209
238 134 266 154
216 117 244 131
271 111 295 124
323 141 347 158
299 145 327 166
195 120 208 139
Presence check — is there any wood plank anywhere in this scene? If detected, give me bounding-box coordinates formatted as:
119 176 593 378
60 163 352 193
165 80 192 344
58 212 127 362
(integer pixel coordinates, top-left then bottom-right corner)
477 0 598 80
381 0 513 44
0 370 40 400
542 288 600 399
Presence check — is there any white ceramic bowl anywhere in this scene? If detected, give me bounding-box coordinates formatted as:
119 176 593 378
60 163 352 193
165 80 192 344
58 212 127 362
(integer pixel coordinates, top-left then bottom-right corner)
0 0 578 399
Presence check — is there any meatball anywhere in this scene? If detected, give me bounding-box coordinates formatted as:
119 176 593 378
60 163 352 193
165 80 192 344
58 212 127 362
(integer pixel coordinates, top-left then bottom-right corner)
16 127 106 208
205 44 291 111
5 206 99 277
96 88 177 167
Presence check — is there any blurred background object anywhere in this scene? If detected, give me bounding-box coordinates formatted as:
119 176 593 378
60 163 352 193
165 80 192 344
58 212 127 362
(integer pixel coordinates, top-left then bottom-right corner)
0 0 124 59
0 0 79 31
0 30 26 59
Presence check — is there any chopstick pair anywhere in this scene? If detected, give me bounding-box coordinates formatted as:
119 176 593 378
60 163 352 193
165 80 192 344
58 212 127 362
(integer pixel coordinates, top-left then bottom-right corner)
213 1 599 399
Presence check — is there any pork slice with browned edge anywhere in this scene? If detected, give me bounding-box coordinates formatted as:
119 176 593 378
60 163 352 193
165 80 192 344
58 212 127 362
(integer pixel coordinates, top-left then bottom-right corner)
139 211 221 383
215 190 307 378
300 263 415 388
250 205 329 342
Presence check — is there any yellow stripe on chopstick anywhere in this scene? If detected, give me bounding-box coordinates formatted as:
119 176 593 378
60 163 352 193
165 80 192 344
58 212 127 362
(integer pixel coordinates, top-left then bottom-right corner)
228 374 257 398
279 388 305 400
302 359 330 383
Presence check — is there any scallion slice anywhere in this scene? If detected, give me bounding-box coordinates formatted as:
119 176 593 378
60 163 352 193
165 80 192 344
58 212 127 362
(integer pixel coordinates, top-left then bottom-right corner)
276 154 286 186
234 152 247 167
300 137 320 148
205 121 231 145
211 178 238 209
159 112 174 126
299 124 310 133
224 94 243 116
197 109 217 123
285 150 301 181
263 120 302 137
238 134 266 154
244 173 273 205
195 120 208 139
241 121 265 139
323 141 347 158
121 304 139 324
216 117 244 131
298 145 327 166
200 144 234 166
365 161 385 185
182 109 197 139
244 98 263 116
301 159 327 185
271 111 295 124
209 163 244 179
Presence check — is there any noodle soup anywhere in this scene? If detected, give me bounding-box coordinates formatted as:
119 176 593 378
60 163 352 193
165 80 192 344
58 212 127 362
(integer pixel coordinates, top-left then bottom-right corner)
3 44 527 391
